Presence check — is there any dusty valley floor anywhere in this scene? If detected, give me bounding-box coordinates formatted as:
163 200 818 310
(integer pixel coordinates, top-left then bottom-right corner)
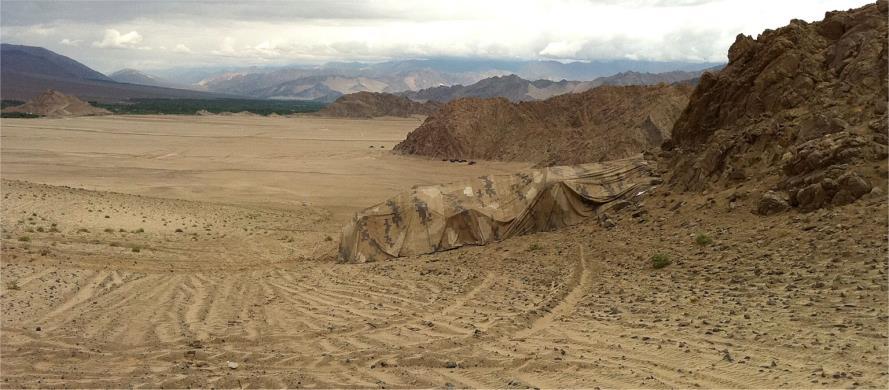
1 115 887 388
0 115 528 222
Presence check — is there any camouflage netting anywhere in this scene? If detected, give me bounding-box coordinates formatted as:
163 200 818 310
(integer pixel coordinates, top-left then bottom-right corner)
338 157 659 263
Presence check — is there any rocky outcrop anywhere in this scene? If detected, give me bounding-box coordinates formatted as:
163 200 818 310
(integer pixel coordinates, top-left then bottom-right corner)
757 191 791 215
667 1 887 212
318 91 442 118
2 89 111 117
394 84 692 166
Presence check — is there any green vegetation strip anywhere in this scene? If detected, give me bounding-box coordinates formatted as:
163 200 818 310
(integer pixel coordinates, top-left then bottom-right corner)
0 112 41 118
93 98 327 116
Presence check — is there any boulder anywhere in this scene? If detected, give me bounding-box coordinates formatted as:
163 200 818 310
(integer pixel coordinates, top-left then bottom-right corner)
758 191 791 215
831 172 872 206
796 184 829 211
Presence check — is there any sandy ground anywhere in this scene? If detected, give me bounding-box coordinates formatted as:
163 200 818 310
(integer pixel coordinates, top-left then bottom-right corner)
1 115 528 222
1 115 887 388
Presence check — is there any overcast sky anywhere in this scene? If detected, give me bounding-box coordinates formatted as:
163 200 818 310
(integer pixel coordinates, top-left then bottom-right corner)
0 0 874 72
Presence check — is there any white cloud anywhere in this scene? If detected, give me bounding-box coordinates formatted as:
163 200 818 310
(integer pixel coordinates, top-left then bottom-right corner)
539 41 584 58
59 38 82 47
212 36 237 55
92 29 144 49
252 41 281 57
174 0 869 64
172 43 192 53
2 0 873 71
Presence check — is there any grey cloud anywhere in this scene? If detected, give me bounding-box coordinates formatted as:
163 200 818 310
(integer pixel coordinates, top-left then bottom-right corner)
574 0 724 7
0 0 873 72
0 1 422 26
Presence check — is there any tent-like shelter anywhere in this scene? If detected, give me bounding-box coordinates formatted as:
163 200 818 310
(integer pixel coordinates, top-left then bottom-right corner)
338 156 659 263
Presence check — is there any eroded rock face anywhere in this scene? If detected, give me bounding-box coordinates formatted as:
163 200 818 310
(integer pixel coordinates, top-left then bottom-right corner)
777 132 882 210
667 1 888 212
394 84 693 166
318 91 442 118
783 132 879 177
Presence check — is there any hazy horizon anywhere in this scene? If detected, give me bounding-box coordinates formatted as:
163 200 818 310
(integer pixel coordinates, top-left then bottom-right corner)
0 0 873 73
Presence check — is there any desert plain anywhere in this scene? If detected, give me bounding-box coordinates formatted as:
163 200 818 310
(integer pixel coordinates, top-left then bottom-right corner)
1 115 887 388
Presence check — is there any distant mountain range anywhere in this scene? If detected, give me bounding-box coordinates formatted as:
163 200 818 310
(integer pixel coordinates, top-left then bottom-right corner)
594 68 720 87
0 43 722 104
317 67 718 119
399 67 718 103
400 74 591 102
108 68 189 89
186 58 721 102
193 65 509 103
0 44 236 102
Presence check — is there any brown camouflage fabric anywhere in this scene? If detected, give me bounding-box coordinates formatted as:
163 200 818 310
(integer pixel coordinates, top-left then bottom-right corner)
338 156 659 263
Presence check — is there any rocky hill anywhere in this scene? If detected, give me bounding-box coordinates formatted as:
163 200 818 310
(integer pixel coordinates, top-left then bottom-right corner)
318 92 442 118
394 84 693 165
401 74 595 102
0 44 241 102
666 1 887 213
0 43 113 82
2 89 111 117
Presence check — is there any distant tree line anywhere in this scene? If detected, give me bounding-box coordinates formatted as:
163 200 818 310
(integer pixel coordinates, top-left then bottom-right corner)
92 98 327 116
0 112 41 118
1 98 327 117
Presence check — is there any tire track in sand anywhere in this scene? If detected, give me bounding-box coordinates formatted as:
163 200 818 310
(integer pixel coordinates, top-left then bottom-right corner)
512 245 592 340
439 271 496 316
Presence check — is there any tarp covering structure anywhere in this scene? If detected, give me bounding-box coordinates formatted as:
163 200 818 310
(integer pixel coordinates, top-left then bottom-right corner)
338 156 659 263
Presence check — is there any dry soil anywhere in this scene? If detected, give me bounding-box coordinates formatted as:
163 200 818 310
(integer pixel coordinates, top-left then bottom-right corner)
1 115 886 388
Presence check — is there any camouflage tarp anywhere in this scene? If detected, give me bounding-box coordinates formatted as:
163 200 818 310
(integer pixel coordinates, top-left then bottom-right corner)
338 156 659 263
